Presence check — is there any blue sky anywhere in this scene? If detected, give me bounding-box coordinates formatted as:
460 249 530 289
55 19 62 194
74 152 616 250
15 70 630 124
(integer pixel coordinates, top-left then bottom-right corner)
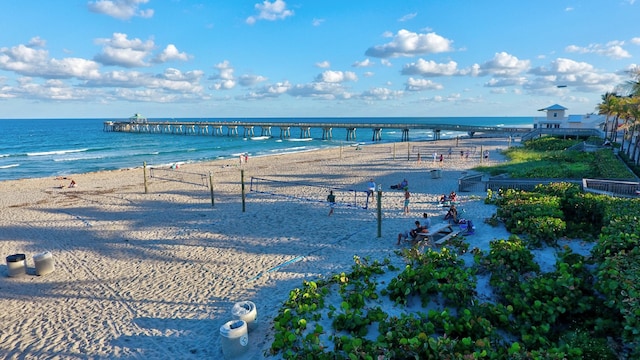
0 0 639 119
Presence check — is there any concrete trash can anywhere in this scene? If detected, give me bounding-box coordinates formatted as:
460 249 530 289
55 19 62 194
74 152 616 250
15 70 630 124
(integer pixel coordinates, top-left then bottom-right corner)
220 320 249 359
430 169 441 179
6 254 26 277
33 251 55 276
232 301 257 331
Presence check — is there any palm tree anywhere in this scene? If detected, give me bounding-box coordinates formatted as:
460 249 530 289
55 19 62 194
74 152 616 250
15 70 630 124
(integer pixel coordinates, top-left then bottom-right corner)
626 67 640 97
617 98 633 154
596 92 619 140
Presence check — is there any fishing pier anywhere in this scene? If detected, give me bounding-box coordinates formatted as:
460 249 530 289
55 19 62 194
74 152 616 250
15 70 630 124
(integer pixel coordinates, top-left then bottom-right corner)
103 118 532 142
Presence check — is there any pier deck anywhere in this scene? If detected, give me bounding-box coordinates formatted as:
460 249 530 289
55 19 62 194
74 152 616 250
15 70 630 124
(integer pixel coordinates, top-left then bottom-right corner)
103 120 532 141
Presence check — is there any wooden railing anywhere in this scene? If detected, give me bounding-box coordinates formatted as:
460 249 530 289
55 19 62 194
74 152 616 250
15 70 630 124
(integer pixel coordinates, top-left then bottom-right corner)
582 178 640 197
485 178 582 192
521 128 604 141
458 173 485 192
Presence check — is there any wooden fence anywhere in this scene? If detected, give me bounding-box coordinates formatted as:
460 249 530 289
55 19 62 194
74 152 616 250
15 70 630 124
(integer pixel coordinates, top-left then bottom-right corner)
582 178 640 198
458 174 639 198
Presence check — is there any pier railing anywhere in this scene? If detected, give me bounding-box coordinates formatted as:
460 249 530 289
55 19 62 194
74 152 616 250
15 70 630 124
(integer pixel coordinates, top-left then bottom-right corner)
104 119 532 142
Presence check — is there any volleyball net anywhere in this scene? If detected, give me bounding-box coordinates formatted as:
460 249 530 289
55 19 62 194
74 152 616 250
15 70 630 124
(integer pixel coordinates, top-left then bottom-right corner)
149 167 209 187
249 177 373 209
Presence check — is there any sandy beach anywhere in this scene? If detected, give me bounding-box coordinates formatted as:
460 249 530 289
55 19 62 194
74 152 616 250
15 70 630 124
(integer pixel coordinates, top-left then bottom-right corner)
1 137 519 359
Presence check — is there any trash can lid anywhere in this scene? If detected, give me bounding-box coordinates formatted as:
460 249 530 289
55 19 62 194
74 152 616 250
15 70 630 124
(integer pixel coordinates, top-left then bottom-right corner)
220 320 247 336
232 301 255 316
6 254 26 262
33 251 52 260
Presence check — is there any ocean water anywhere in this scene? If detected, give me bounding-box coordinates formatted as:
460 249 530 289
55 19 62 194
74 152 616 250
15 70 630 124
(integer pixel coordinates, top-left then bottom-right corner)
0 117 533 181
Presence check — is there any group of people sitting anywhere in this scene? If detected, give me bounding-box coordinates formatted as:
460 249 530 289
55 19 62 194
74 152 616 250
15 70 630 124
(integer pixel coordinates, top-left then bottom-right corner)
397 200 478 246
439 191 457 204
397 213 430 245
444 204 458 223
57 179 76 189
390 178 409 190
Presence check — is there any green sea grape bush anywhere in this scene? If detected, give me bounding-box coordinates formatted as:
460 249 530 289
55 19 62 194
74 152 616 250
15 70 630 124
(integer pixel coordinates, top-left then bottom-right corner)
522 137 582 151
477 235 540 294
475 137 636 180
496 192 566 247
268 183 638 359
386 248 477 308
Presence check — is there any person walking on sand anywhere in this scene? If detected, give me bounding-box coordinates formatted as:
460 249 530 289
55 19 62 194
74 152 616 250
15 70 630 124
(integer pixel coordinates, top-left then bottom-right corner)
327 190 336 216
403 189 411 214
365 178 376 209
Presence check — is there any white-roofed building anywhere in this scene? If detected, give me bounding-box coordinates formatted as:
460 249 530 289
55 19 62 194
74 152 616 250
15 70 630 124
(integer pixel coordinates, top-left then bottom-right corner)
535 104 604 130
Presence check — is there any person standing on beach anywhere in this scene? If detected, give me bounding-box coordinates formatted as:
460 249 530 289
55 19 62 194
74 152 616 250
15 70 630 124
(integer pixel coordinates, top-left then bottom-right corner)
327 190 336 216
403 189 411 214
366 178 376 209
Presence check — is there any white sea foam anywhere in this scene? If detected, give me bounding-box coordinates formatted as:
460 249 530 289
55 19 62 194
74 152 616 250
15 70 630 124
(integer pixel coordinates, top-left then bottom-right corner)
27 148 88 156
53 155 106 162
0 164 19 169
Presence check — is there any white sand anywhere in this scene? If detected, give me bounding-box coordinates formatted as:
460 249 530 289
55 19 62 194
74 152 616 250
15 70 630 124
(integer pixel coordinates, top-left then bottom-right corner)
1 137 528 359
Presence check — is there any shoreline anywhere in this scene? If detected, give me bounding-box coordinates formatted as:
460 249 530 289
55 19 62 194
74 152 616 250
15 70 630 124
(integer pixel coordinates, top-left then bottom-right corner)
0 137 515 359
0 134 516 185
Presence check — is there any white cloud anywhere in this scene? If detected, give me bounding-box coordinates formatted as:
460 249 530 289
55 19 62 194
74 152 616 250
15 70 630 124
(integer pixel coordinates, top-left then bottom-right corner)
213 61 234 80
242 81 291 99
530 57 593 75
87 0 153 20
238 74 268 86
365 29 453 58
565 41 631 59
401 59 459 77
527 58 623 93
209 61 236 89
315 60 330 68
631 37 640 45
287 81 350 100
352 59 374 68
94 33 155 68
153 44 190 63
0 43 101 79
380 59 393 67
360 87 403 100
479 52 530 77
246 0 294 25
85 68 204 92
405 77 443 91
484 77 527 87
27 37 46 48
312 18 325 27
398 13 417 22
316 70 357 83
